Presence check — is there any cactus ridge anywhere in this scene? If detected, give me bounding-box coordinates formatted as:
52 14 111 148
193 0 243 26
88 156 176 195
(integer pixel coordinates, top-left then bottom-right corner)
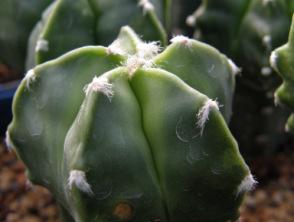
191 0 294 77
271 15 294 132
25 0 168 70
8 27 253 222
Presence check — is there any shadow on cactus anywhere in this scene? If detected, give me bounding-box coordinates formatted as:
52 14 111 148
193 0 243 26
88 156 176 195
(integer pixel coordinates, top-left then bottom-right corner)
6 27 256 222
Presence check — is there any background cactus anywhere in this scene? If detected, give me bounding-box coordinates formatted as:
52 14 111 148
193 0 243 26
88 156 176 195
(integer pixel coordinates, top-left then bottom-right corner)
170 0 201 36
0 0 52 74
6 27 255 222
271 15 294 132
26 0 168 70
187 0 294 155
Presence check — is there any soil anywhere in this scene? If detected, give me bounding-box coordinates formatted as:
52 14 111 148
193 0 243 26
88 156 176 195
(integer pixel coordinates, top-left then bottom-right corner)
0 139 293 222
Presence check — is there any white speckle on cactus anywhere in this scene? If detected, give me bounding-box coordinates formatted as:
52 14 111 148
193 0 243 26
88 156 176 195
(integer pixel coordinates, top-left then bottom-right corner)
138 0 154 14
262 35 272 50
5 131 13 151
186 15 196 27
35 39 49 52
261 66 272 76
175 117 190 143
270 51 279 72
196 99 220 135
25 69 36 89
84 76 114 101
68 170 93 195
208 64 215 73
170 35 192 47
228 59 241 76
237 174 257 195
107 40 126 56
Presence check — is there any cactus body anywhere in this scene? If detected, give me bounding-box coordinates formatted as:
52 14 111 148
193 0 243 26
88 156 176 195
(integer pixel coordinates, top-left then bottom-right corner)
271 15 294 132
188 0 294 154
0 0 52 73
192 0 294 76
7 27 254 222
26 0 167 70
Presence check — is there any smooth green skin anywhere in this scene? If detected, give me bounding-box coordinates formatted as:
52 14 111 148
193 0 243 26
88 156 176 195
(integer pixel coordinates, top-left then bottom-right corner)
130 69 248 221
154 41 235 122
64 68 167 222
8 28 249 221
26 0 167 69
271 15 294 132
9 46 124 208
0 0 52 73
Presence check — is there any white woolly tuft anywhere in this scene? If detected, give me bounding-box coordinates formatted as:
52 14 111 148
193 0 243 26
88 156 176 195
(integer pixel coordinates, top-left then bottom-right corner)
261 66 272 76
228 59 241 75
35 39 49 52
196 99 219 135
186 15 196 27
270 51 279 72
84 76 114 100
237 174 257 195
123 41 160 75
124 55 154 75
5 131 13 151
137 41 161 59
68 170 93 195
25 69 36 89
138 0 154 14
170 35 192 46
107 40 126 56
262 35 272 49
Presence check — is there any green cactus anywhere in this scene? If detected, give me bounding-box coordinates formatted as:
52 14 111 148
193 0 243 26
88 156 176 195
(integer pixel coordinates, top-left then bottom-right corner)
7 27 255 221
0 0 52 73
186 0 294 154
271 14 294 132
190 0 294 77
26 0 168 70
170 0 201 35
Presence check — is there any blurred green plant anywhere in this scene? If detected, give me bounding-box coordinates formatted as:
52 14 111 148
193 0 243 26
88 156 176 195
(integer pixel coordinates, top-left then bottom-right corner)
0 0 52 73
271 15 294 132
